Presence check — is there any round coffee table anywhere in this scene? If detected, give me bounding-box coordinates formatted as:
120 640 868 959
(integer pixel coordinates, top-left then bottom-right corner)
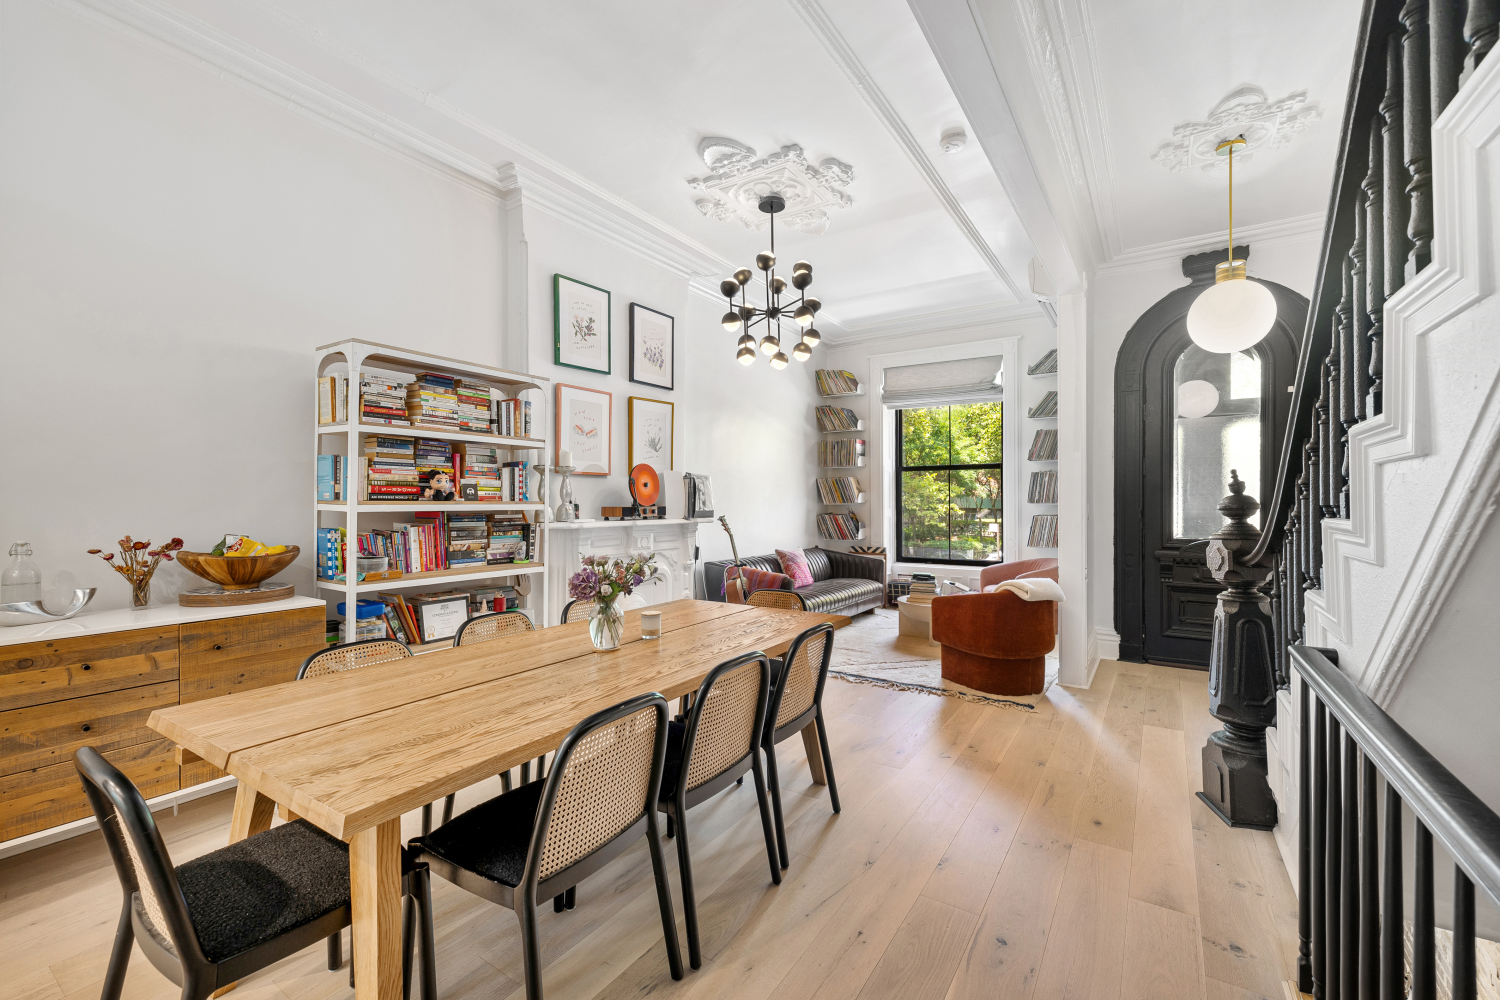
896 596 936 644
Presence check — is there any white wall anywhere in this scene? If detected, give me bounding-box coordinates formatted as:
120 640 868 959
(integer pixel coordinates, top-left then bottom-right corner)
1084 230 1322 660
0 0 820 614
0 0 503 610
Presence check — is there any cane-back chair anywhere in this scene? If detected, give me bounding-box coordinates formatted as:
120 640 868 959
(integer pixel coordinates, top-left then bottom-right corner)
763 622 840 868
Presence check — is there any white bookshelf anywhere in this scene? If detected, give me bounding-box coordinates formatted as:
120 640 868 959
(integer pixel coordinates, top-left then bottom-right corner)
815 371 868 545
1024 350 1059 551
314 339 553 639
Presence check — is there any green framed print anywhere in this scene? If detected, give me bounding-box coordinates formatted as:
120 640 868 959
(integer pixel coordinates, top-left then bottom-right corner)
554 273 611 374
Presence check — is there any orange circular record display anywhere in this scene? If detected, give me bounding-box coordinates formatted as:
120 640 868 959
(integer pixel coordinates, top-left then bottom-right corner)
629 463 660 506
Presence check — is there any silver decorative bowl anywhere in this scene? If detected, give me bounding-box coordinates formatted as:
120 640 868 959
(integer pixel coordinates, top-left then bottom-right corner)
0 588 97 626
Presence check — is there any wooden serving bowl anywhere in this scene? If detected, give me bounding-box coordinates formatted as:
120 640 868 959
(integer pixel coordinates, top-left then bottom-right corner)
176 546 300 591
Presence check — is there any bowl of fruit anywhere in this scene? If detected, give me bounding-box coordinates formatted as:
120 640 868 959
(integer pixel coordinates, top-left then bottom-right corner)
176 535 300 591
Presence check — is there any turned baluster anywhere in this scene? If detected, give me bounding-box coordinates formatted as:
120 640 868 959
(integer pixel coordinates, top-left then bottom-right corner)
1430 0 1464 118
1364 118 1385 419
1464 0 1500 84
1402 0 1434 278
1338 257 1355 517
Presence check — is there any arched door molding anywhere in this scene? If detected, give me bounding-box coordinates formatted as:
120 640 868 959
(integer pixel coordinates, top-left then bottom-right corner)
1114 247 1307 665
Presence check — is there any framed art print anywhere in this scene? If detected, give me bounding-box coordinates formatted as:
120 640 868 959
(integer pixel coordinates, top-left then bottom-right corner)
554 274 611 374
556 383 612 476
628 396 674 477
628 302 674 390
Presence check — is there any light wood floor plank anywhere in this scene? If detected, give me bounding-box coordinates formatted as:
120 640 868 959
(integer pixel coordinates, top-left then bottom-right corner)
1074 750 1139 851
1179 676 1217 796
1120 898 1206 1000
1030 839 1131 1000
1191 797 1287 997
1098 672 1150 762
961 705 1028 763
852 897 977 1000
1130 725 1198 916
1206 976 1278 999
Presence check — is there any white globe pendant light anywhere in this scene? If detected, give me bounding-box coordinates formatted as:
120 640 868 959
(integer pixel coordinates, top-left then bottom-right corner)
1177 379 1220 419
1187 135 1277 354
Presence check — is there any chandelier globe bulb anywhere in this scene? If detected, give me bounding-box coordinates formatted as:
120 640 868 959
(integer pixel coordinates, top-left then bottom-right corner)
792 341 812 361
736 345 757 365
770 351 789 370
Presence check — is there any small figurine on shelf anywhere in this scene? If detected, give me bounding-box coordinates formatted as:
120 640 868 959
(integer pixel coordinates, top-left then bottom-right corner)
422 471 456 501
88 535 183 608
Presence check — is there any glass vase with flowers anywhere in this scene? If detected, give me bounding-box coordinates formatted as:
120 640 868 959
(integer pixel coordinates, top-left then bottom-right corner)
88 536 184 609
568 552 658 650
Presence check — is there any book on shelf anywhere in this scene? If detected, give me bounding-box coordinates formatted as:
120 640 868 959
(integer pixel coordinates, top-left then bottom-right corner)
317 376 349 425
816 511 862 540
1027 469 1059 504
818 438 866 468
1028 390 1058 418
815 405 861 431
1027 349 1058 375
360 375 410 426
316 454 348 502
815 369 860 395
493 397 533 438
816 476 863 503
1028 514 1059 547
317 526 347 581
1027 428 1058 461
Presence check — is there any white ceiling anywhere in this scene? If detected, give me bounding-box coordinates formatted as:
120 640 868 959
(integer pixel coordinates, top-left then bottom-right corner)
159 0 1040 338
131 0 1362 331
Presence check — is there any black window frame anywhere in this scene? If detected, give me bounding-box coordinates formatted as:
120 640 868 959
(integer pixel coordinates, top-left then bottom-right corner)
894 404 1004 567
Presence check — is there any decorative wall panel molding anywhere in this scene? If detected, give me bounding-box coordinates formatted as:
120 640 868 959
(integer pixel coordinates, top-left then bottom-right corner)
1151 86 1324 174
688 137 854 235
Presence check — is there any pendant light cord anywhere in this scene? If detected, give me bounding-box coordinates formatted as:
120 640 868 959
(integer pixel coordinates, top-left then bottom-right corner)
1227 141 1233 267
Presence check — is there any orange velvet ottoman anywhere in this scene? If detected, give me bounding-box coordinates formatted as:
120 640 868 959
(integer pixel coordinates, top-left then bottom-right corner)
929 590 1057 696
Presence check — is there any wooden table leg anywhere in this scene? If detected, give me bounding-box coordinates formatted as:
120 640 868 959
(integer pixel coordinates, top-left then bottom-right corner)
801 724 828 786
228 784 276 844
350 819 403 1000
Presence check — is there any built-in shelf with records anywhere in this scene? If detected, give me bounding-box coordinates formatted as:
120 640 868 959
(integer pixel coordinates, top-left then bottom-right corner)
1024 350 1060 550
315 339 554 644
815 370 868 545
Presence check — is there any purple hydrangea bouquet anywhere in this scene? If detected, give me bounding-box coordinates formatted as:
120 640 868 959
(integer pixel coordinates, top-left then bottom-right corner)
568 552 658 650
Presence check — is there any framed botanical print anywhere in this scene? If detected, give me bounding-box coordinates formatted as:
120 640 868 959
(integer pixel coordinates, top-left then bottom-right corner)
628 302 674 390
556 383 612 476
554 274 611 374
628 396 674 477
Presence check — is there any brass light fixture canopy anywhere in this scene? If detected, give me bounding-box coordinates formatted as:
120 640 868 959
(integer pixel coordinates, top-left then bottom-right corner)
717 194 828 373
1186 133 1277 354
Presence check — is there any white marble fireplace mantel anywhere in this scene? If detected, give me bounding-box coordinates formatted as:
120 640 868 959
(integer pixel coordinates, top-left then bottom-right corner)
543 519 708 624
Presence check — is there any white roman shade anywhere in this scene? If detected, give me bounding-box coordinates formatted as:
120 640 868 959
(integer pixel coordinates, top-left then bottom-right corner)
881 355 1004 409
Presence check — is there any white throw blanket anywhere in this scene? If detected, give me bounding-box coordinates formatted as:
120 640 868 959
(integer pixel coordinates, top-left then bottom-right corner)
984 577 1066 602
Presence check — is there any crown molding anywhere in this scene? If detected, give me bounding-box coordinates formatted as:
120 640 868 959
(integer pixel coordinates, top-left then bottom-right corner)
1094 213 1325 273
788 0 1026 305
57 0 730 281
822 301 1045 349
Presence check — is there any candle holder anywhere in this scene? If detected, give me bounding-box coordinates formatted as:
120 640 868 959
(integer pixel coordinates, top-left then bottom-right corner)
553 466 577 522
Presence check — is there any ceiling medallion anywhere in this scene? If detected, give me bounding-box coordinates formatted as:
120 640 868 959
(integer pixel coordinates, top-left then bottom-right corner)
689 137 854 236
1151 85 1323 174
718 195 823 371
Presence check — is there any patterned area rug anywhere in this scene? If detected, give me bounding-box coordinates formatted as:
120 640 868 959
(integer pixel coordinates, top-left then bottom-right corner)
830 608 1057 711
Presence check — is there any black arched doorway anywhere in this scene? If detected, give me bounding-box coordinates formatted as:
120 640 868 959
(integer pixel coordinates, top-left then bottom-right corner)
1114 247 1306 667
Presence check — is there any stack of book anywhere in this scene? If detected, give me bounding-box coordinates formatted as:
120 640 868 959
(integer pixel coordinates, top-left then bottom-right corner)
487 513 533 563
317 526 346 581
816 476 864 503
470 585 520 614
819 438 866 468
1028 514 1059 547
1027 349 1058 375
815 405 861 431
1027 469 1058 503
316 455 349 502
461 446 504 500
374 591 420 644
406 372 460 429
1028 391 1058 417
363 435 421 502
905 575 938 606
446 513 490 568
494 397 532 437
359 375 410 426
1028 428 1058 461
816 511 862 540
454 380 493 433
815 369 860 395
317 376 349 425
415 438 455 489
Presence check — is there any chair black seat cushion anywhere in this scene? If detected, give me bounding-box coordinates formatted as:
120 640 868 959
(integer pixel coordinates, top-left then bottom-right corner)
794 578 883 614
169 819 354 962
416 780 545 888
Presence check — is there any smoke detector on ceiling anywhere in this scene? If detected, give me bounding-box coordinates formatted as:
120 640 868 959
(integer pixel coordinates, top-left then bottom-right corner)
940 127 968 153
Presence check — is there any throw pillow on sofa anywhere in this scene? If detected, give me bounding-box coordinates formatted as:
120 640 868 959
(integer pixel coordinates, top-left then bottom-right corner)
775 548 815 588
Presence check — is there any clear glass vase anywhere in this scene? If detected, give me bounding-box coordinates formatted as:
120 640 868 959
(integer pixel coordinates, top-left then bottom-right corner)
131 577 150 609
589 600 623 651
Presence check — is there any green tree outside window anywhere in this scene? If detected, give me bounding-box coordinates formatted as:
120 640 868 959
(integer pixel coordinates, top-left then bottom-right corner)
897 403 1003 564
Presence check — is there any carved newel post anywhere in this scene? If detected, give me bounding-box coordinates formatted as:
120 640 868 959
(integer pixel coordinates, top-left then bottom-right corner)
1199 471 1279 830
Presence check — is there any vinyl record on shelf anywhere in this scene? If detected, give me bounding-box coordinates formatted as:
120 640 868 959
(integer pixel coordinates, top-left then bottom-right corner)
629 463 660 506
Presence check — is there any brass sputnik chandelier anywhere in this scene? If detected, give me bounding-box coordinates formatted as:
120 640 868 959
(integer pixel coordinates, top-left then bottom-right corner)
718 195 822 369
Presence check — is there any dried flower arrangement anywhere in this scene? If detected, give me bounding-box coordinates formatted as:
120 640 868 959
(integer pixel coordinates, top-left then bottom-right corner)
88 536 184 608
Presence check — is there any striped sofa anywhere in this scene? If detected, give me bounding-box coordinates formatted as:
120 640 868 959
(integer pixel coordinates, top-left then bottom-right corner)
703 547 885 616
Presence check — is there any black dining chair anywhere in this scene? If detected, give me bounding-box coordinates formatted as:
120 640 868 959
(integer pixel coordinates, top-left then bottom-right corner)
75 746 436 1000
658 651 781 968
763 621 840 869
559 598 595 624
407 692 684 999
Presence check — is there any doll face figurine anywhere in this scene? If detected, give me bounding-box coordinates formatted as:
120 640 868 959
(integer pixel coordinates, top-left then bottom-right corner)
425 471 456 501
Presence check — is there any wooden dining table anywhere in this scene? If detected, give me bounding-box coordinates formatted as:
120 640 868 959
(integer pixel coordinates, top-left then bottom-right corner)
147 598 849 1000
